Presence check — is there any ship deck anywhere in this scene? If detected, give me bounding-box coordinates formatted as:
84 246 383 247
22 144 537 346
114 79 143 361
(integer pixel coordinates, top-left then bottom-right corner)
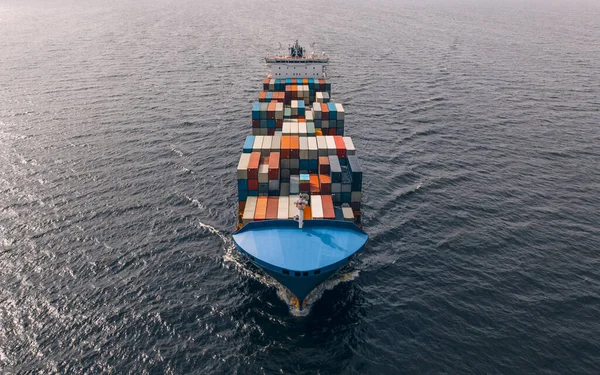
233 220 368 272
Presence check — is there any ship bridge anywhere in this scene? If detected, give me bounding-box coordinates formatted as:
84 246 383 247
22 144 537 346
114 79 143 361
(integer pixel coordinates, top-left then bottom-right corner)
266 40 328 79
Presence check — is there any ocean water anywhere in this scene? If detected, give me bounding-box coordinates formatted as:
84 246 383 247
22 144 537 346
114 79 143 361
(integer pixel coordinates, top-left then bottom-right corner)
1 0 599 373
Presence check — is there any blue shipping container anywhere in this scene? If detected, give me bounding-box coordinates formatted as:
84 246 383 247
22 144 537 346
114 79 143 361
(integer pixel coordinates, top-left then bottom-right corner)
243 136 255 153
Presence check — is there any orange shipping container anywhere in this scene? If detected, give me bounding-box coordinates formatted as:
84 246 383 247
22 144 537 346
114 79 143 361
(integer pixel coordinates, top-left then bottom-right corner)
266 197 279 219
254 196 268 221
290 136 300 159
280 136 291 159
268 152 280 179
247 152 261 179
310 174 320 194
334 136 346 158
267 102 276 119
321 195 335 219
303 205 312 220
321 103 329 120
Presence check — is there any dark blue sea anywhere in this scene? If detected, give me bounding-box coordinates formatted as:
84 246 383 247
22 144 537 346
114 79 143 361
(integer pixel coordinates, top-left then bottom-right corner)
1 0 599 373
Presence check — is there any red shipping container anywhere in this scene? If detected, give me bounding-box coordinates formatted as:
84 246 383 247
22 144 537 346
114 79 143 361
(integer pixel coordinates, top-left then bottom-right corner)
267 128 275 135
247 152 260 180
321 195 335 219
268 152 280 179
252 120 259 128
266 197 279 219
248 179 259 191
334 136 346 159
319 174 332 195
318 156 330 174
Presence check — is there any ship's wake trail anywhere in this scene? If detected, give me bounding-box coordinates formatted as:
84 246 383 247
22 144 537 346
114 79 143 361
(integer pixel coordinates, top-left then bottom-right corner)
281 270 360 317
194 211 361 316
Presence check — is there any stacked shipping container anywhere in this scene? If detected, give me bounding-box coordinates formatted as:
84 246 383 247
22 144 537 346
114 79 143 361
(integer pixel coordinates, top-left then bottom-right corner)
239 78 362 227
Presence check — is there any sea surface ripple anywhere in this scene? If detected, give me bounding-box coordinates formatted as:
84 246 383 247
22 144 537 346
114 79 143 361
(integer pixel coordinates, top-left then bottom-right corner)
1 0 599 373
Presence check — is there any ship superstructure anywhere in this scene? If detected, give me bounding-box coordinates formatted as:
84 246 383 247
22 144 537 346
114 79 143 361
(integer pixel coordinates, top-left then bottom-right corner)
233 41 367 309
265 40 329 79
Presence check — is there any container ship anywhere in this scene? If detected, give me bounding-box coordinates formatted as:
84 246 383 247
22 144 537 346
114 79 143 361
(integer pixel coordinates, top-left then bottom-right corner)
233 41 367 310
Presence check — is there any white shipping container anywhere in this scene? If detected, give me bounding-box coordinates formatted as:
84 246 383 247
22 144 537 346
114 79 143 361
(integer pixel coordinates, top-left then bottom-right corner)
307 137 318 160
325 136 337 155
299 137 309 159
343 137 356 155
275 105 284 120
311 195 324 219
342 206 354 221
335 103 345 120
282 122 291 135
316 136 328 156
261 136 272 156
313 103 322 119
299 122 307 136
242 196 258 224
291 122 299 135
305 110 314 121
278 196 289 219
271 135 281 151
253 135 264 152
258 164 269 183
237 153 251 179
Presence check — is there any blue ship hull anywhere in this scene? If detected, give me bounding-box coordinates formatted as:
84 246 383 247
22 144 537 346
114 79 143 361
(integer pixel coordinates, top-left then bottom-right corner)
232 220 368 308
